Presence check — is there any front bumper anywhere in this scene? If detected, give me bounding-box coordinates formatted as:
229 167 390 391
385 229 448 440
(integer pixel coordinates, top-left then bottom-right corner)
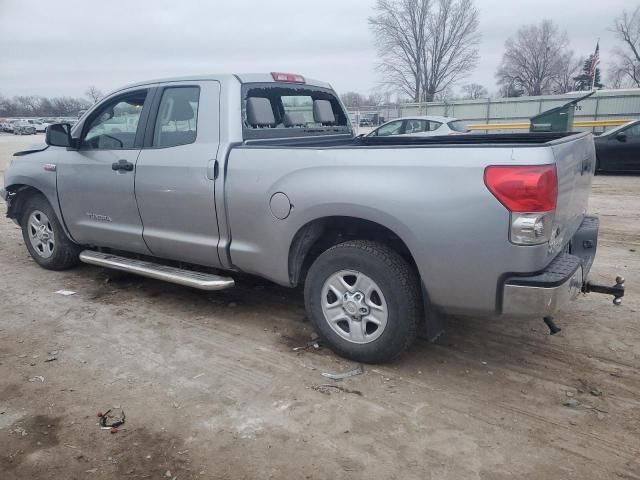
501 216 598 317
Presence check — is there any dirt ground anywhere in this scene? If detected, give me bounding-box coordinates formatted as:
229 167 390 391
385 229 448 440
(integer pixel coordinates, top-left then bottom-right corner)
0 133 638 480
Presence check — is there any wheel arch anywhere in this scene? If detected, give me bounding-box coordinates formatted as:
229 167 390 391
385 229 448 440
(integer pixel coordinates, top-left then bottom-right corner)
287 215 420 288
288 215 446 343
5 183 74 241
6 184 44 222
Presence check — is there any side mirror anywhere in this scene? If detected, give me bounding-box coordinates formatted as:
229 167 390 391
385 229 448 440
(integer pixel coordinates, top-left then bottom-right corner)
616 132 627 142
45 123 74 148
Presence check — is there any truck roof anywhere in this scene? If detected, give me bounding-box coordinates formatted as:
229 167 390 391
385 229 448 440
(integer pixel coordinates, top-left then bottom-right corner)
107 73 332 98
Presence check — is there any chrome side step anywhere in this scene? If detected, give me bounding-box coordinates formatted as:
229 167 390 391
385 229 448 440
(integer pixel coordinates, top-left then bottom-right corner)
79 250 234 291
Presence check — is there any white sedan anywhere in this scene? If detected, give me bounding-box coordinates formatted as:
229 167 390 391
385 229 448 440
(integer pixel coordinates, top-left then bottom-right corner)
367 115 469 137
25 119 49 133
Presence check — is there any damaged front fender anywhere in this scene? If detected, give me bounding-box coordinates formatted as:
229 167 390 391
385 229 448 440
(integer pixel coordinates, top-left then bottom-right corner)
4 186 26 224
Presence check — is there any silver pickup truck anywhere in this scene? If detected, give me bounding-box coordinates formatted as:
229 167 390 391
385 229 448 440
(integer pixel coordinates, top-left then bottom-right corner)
2 72 625 363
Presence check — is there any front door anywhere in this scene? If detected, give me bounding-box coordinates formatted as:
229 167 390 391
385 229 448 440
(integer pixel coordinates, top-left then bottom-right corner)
619 123 640 171
134 81 222 267
605 123 640 172
57 89 153 254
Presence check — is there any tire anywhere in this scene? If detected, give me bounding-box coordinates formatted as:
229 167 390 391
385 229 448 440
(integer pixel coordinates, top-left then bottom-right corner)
20 194 81 270
304 240 421 363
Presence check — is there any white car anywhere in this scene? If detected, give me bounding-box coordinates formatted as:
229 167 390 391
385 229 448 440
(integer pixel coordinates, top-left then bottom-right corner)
12 120 37 135
25 119 48 133
367 115 469 137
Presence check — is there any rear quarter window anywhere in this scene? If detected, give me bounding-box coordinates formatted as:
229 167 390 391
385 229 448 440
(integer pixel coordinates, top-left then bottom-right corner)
448 120 469 133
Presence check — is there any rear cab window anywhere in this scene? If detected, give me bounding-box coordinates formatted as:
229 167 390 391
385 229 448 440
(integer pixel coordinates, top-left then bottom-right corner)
242 82 351 140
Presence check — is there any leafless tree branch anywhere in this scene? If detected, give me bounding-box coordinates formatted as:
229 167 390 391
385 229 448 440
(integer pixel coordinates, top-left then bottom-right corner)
496 20 571 96
610 6 640 87
369 0 479 102
85 85 104 103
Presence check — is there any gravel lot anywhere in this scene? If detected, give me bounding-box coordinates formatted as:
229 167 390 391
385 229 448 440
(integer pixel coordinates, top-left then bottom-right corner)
0 133 638 479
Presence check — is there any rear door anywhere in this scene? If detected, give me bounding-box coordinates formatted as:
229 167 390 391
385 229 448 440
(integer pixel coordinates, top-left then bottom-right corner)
57 88 153 254
134 81 223 267
403 119 429 135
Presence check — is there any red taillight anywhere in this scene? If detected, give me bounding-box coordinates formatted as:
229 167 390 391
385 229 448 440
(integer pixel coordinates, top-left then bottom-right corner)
271 72 305 83
484 165 557 212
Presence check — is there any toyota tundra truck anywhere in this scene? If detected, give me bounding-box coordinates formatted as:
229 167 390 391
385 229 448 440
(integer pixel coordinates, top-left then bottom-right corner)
1 72 625 363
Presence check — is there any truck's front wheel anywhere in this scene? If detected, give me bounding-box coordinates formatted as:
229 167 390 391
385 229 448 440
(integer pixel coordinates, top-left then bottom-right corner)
20 194 81 271
304 240 421 363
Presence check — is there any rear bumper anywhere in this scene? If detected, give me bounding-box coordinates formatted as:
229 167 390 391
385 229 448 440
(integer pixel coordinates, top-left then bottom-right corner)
501 216 598 317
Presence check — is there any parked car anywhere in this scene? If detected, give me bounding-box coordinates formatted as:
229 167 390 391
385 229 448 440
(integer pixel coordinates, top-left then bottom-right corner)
594 120 640 173
24 119 49 133
1 72 622 363
2 121 15 133
12 120 37 135
367 115 469 137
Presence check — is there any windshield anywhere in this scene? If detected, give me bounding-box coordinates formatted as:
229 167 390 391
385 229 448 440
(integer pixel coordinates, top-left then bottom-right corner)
599 121 637 137
242 83 350 140
447 120 469 133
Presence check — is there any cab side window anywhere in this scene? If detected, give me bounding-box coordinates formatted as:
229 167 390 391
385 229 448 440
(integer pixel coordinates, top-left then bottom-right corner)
375 120 404 136
152 87 200 148
405 120 428 134
624 124 640 138
81 90 147 149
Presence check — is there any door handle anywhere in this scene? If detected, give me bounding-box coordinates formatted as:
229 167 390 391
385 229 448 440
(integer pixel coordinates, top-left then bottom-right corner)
207 159 219 180
112 159 134 172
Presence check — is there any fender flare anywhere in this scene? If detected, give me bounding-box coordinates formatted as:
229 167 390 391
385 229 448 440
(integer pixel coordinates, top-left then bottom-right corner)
4 183 76 242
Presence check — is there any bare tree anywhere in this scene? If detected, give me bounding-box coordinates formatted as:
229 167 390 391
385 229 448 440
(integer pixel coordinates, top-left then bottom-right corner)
369 0 430 102
611 6 640 87
607 64 626 89
340 92 387 108
420 0 480 101
498 80 524 98
340 92 366 108
369 0 479 102
496 20 571 96
553 52 583 93
85 85 103 103
0 94 90 117
460 83 487 99
14 96 41 114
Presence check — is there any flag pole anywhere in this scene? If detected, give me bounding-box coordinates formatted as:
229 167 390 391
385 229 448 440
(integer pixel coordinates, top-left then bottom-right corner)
591 38 600 91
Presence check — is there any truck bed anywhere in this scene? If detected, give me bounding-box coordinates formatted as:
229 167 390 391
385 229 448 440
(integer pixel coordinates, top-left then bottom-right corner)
227 130 595 315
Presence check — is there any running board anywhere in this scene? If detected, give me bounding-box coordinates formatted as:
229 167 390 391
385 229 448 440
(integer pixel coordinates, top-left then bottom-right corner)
79 250 234 291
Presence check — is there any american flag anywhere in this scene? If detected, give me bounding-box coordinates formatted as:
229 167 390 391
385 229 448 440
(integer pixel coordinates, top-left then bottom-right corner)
589 42 600 79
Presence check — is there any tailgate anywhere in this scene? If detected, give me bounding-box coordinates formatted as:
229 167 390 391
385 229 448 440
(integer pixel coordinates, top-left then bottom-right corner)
549 132 595 255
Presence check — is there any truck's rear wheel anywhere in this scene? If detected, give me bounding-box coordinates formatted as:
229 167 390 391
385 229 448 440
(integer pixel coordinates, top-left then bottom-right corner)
304 240 420 363
20 194 81 270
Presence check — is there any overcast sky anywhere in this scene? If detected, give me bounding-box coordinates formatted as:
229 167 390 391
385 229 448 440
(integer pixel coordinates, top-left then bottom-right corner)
0 0 632 99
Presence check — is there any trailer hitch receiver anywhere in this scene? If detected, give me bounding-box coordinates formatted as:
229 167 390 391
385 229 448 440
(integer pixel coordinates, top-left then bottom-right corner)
583 276 625 305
